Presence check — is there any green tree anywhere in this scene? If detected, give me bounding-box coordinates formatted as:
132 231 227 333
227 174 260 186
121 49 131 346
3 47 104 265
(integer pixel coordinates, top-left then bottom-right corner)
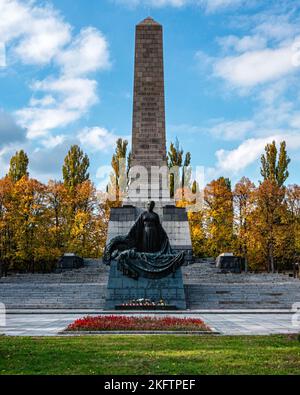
8 150 29 182
168 138 183 198
62 145 90 191
127 150 132 181
286 185 300 274
260 140 290 187
192 180 198 194
182 151 192 198
109 138 129 205
168 138 191 199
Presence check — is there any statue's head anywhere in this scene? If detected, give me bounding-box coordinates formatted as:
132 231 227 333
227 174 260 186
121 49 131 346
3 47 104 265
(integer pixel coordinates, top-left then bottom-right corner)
147 201 155 212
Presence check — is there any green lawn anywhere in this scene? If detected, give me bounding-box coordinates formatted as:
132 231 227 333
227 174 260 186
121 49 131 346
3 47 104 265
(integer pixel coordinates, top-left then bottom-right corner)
0 335 299 375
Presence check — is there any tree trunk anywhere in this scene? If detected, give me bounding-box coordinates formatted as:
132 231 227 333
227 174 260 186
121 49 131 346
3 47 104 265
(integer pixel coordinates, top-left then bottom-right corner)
269 243 275 273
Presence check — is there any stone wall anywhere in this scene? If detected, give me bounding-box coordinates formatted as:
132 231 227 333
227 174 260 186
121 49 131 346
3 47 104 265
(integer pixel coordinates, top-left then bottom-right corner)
105 261 186 310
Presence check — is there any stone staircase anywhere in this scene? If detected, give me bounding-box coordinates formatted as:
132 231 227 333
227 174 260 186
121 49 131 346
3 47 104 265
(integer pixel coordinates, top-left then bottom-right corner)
183 262 300 310
0 259 108 309
0 259 299 310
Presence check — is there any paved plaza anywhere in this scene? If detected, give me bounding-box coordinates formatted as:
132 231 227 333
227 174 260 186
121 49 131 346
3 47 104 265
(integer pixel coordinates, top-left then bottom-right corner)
0 312 299 336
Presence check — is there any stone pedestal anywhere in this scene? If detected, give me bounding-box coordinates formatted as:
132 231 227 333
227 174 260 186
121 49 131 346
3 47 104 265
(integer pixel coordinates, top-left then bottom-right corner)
216 255 245 273
56 254 84 271
105 261 187 310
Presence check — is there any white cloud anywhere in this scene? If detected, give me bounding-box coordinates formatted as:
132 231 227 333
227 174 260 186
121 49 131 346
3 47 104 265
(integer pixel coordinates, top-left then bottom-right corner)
113 0 247 10
57 27 110 77
257 80 288 106
290 114 300 129
198 6 300 90
196 68 300 176
215 133 300 174
217 35 266 53
16 77 98 139
195 50 215 72
113 0 188 7
41 134 66 149
209 120 255 140
0 0 71 64
34 78 98 112
254 18 300 42
215 136 274 173
29 95 56 107
213 43 296 88
198 0 247 13
0 42 6 67
3 1 111 141
78 127 120 152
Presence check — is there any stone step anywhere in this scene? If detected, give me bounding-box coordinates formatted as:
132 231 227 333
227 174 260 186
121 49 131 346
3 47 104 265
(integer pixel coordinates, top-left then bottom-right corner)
1 260 300 310
0 261 108 308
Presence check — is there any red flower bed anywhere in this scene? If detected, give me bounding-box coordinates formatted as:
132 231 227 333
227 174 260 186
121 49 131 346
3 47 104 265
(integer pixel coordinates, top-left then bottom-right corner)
66 315 211 332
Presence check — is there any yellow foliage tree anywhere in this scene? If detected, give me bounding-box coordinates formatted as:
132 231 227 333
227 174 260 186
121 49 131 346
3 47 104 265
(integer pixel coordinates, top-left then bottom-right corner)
204 177 234 257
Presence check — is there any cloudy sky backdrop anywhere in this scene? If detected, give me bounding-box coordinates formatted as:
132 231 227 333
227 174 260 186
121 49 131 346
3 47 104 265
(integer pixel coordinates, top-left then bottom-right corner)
1 0 300 189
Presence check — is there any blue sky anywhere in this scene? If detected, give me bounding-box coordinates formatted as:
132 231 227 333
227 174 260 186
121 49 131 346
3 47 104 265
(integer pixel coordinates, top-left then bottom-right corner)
1 0 300 189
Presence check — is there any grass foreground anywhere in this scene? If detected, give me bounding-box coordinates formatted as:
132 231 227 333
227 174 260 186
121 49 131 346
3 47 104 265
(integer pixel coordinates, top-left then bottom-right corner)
0 335 300 375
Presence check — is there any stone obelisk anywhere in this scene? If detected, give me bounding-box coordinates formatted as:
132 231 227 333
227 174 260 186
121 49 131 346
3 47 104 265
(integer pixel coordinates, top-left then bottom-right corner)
127 17 170 205
132 17 167 171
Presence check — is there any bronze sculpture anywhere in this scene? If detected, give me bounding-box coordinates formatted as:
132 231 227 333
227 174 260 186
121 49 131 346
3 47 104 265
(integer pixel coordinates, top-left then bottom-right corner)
103 201 184 280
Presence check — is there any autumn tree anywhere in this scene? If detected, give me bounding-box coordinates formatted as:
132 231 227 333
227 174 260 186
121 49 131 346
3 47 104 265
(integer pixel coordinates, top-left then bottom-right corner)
233 177 255 271
188 210 206 257
46 181 68 250
66 180 100 257
254 140 291 272
252 180 288 272
8 150 29 182
46 179 108 260
10 177 48 272
0 146 112 272
286 185 300 274
0 177 14 268
204 177 234 257
109 139 129 205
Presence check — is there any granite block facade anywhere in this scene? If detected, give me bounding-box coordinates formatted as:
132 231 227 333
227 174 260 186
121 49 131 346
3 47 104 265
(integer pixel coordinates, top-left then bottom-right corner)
129 17 168 202
105 261 187 310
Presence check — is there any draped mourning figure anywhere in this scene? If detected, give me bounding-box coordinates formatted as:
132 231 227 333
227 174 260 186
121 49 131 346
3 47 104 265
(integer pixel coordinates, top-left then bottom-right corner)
103 201 185 280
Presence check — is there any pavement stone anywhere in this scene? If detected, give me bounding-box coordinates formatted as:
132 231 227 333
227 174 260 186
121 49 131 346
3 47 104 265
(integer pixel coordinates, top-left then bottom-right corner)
1 312 299 337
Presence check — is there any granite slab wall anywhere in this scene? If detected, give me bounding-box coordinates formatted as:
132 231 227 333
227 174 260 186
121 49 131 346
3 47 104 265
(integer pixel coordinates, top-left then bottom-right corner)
105 261 187 310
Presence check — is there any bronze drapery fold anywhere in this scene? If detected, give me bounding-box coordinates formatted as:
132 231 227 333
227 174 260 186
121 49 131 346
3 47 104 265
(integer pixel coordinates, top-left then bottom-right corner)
103 211 185 280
